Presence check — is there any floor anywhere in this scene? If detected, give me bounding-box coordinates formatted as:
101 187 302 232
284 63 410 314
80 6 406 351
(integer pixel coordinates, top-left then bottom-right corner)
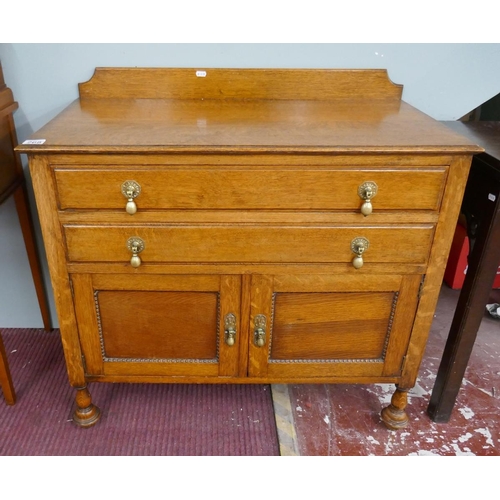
2 283 499 456
272 284 500 456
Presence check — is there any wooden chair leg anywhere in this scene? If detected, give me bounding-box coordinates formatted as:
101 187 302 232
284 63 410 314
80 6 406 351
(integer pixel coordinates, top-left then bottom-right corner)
0 331 16 405
13 183 52 331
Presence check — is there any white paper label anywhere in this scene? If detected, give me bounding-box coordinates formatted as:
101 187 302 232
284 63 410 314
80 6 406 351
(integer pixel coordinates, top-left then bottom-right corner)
22 139 46 145
196 70 207 77
488 193 496 202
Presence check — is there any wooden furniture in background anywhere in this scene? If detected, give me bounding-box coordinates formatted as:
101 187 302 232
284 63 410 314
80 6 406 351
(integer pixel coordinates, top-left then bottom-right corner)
428 121 500 422
0 61 51 331
17 68 481 429
0 332 15 404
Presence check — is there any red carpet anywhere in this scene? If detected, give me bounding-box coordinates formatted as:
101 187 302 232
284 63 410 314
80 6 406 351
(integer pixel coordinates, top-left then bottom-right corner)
0 328 279 456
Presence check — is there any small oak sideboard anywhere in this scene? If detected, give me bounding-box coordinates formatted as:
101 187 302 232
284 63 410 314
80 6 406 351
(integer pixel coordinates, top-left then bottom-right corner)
17 68 481 429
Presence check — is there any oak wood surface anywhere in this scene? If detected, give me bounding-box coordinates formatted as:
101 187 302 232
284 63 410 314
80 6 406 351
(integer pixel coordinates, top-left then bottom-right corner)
84 374 400 384
28 156 86 386
71 273 105 374
248 275 274 378
16 69 481 155
65 262 429 279
79 68 404 100
58 210 440 226
97 290 218 360
270 291 394 360
54 167 447 211
63 224 435 265
17 99 481 154
400 155 473 387
250 273 420 379
48 153 457 166
72 273 242 378
18 68 480 428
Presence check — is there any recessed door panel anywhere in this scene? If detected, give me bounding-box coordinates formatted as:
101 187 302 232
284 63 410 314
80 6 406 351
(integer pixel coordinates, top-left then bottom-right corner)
249 274 422 379
97 290 218 360
271 291 396 360
71 273 241 378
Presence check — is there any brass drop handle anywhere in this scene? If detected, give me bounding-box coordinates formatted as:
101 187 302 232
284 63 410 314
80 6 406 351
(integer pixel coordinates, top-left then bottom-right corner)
254 314 267 347
351 237 369 269
121 180 141 215
126 237 145 268
224 313 237 346
358 181 378 216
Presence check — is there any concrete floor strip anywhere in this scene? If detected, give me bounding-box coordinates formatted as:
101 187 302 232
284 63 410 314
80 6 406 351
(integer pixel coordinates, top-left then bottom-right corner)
271 384 300 456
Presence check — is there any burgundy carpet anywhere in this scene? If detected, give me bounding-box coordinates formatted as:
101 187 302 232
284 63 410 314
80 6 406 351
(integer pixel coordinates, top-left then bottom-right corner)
0 328 279 456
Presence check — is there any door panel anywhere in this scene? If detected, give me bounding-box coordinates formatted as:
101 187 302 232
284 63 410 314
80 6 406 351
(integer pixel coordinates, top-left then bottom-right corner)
271 291 395 360
249 274 421 379
97 290 218 359
71 273 241 378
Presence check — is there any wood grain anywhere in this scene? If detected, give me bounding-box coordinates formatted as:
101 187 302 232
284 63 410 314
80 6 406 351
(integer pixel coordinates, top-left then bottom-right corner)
401 155 473 387
270 292 394 360
97 290 218 360
16 98 482 154
16 69 481 154
78 68 403 100
18 67 481 429
250 272 418 379
54 168 447 211
28 156 85 386
63 224 435 264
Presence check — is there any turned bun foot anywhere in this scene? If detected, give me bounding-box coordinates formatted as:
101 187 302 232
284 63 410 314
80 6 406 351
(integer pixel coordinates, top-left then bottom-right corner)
72 385 101 428
381 386 409 430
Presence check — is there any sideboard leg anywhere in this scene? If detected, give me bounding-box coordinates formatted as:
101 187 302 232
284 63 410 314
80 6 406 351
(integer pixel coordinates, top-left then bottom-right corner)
72 385 101 428
381 385 409 430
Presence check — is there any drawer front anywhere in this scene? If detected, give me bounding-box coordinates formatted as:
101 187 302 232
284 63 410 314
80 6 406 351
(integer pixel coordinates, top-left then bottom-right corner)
54 168 447 211
64 224 434 265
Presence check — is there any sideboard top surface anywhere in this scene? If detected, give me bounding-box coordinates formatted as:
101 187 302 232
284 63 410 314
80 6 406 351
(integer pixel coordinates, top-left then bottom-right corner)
17 68 482 155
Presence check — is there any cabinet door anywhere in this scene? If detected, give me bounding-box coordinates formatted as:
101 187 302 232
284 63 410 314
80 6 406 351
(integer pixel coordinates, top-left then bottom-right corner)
71 274 241 379
249 274 422 380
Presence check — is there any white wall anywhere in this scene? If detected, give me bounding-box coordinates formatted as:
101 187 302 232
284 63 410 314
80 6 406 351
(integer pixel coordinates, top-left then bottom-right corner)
1 43 500 328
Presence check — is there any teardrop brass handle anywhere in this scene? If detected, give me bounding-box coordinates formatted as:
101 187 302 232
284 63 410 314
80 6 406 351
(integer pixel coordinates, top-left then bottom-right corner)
351 237 369 269
358 181 378 216
121 181 141 215
126 237 145 268
224 313 237 346
254 314 267 347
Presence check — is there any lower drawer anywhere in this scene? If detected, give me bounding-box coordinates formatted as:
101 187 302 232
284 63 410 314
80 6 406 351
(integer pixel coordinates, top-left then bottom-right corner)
64 224 434 265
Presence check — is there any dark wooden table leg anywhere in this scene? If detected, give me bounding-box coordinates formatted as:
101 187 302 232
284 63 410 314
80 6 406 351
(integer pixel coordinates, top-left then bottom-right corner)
0 331 16 405
12 182 52 331
427 181 500 422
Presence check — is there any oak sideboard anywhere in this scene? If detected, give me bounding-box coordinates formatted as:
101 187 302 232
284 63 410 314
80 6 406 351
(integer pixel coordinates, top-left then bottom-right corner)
17 68 481 429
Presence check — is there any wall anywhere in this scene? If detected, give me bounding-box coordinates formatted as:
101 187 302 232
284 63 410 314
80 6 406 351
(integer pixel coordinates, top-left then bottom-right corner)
1 43 500 328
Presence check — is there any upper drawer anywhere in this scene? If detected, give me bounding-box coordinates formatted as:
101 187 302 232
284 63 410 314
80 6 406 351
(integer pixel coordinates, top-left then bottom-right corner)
63 224 434 265
54 168 447 212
